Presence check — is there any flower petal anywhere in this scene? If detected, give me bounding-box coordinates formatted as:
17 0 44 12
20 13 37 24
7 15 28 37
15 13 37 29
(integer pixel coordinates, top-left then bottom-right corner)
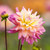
8 26 19 33
21 37 25 45
16 7 19 12
8 14 18 25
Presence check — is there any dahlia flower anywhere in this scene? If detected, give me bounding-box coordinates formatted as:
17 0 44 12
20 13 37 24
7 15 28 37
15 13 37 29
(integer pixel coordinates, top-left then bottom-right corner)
8 7 45 45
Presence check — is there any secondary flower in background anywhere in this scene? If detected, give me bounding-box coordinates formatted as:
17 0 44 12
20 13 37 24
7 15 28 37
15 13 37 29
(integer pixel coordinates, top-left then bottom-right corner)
1 11 8 50
8 7 45 45
0 5 14 31
1 11 8 21
45 0 50 11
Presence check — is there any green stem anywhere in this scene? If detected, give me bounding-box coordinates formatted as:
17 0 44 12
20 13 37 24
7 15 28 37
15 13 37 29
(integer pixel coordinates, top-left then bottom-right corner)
20 43 22 50
18 40 20 50
5 19 7 50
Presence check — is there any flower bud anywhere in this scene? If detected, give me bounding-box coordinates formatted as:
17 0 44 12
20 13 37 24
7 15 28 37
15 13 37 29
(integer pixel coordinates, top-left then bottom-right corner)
1 11 8 21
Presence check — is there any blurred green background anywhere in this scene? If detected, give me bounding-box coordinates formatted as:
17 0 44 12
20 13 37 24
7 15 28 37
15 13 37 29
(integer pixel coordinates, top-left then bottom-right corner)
0 0 50 50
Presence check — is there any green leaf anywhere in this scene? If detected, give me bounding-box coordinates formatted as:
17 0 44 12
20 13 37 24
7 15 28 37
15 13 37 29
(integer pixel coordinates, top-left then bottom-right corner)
32 44 42 50
22 46 25 50
33 46 39 50
1 18 4 21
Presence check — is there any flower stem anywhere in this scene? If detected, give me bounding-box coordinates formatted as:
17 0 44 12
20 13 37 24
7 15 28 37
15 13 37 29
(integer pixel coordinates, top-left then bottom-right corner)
5 19 7 50
18 40 20 50
20 44 22 50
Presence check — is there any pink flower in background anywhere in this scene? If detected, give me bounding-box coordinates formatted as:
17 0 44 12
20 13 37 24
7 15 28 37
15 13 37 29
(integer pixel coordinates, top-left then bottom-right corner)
45 0 50 11
0 5 14 31
8 7 45 45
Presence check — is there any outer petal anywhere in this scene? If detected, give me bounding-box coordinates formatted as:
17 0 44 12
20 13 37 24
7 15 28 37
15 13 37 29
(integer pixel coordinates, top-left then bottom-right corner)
21 37 25 45
8 30 18 33
8 14 18 25
8 26 19 33
16 7 19 12
36 34 41 39
38 26 46 32
18 31 22 39
22 6 27 11
28 8 33 14
26 37 34 44
34 11 37 15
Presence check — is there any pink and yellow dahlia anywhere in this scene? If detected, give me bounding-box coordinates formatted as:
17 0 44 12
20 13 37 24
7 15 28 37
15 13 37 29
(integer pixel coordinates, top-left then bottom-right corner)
8 7 45 45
